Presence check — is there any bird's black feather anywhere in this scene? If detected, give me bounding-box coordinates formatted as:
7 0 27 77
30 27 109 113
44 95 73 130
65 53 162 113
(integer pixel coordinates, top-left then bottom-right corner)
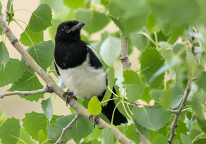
54 20 127 125
87 46 103 69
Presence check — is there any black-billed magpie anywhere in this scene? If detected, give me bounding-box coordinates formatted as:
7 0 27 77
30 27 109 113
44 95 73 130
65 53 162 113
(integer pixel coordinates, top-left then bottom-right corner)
54 20 127 125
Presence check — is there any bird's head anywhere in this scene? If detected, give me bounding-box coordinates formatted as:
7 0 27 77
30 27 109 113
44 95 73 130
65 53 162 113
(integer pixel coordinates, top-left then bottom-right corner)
55 20 85 41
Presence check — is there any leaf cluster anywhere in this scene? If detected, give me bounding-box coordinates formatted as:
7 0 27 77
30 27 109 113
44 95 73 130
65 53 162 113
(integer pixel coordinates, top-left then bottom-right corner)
1 0 206 144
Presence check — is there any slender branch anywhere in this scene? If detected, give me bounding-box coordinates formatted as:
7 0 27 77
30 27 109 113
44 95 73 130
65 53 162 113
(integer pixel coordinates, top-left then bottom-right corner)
0 15 134 144
55 113 81 144
168 36 197 144
120 31 131 71
0 84 53 98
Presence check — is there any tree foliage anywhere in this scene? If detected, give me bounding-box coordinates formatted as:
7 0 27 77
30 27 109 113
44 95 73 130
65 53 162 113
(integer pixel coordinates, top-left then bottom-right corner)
1 0 206 144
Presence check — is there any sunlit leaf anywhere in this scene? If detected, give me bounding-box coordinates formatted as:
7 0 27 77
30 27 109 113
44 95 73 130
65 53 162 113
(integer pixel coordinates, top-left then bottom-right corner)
88 96 102 116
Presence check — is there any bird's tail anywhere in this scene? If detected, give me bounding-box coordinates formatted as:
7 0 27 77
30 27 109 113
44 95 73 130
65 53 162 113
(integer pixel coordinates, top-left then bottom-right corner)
99 87 128 126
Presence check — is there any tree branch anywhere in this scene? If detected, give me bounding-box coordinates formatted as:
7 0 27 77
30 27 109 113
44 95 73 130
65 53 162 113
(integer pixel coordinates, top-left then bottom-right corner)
55 113 81 144
0 84 53 98
0 15 134 144
168 37 197 144
120 31 131 71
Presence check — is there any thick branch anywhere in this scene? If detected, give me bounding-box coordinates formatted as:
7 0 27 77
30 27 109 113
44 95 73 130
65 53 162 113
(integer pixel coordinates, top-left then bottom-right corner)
55 113 81 144
0 16 134 144
0 84 53 98
120 31 131 71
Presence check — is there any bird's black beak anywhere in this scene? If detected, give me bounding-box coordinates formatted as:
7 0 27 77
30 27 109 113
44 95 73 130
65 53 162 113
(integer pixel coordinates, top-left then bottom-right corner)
67 21 85 33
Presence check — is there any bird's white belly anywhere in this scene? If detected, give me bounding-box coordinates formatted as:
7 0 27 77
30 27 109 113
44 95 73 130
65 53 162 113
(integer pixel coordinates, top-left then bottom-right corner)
58 61 107 99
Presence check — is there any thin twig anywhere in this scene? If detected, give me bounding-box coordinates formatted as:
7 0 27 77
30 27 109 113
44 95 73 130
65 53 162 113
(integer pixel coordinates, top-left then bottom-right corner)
0 12 134 144
168 79 193 144
120 31 131 71
168 36 197 144
0 84 53 99
55 113 81 144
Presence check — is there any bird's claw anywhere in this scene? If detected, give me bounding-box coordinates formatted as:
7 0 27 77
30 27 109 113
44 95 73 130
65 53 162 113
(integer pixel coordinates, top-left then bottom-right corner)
89 114 100 127
63 92 75 106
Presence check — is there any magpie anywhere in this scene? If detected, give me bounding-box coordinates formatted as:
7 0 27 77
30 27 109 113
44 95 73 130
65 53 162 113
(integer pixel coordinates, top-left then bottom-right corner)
54 20 127 126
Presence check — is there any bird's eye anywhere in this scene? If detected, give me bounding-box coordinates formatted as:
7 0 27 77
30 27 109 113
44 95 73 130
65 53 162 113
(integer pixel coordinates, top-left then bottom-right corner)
64 26 69 30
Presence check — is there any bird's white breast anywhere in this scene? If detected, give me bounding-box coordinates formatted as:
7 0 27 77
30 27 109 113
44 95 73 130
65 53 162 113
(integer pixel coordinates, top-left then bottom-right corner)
56 55 107 99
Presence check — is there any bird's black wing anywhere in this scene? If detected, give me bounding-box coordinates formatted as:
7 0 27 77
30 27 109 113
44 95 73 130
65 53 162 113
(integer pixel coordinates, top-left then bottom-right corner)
87 45 103 69
54 62 60 76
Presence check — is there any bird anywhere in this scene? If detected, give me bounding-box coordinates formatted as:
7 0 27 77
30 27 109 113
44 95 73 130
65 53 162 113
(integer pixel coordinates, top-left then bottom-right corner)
54 20 127 126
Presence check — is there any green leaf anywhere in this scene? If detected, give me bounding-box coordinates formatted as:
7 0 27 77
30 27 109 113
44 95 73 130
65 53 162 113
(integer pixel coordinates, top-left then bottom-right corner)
146 13 160 34
149 0 199 25
0 108 5 126
75 9 110 34
108 15 128 38
63 0 84 9
102 67 116 106
197 118 206 133
6 0 14 22
8 69 43 102
26 40 55 71
141 87 152 104
114 98 134 119
41 97 53 122
194 138 206 144
88 96 102 116
192 93 204 120
48 19 62 41
125 124 140 144
0 2 2 15
38 130 49 144
0 117 20 144
170 82 184 109
161 87 172 110
0 58 24 87
28 3 52 32
133 105 169 131
48 114 93 143
186 50 198 75
176 120 189 140
41 0 63 12
0 42 9 67
180 133 192 144
103 128 114 144
134 121 150 141
100 37 121 66
17 128 36 144
88 126 103 141
140 47 165 89
123 70 146 102
130 31 150 52
22 112 60 141
196 71 206 92
108 0 149 35
20 26 44 46
150 90 164 103
152 134 168 144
